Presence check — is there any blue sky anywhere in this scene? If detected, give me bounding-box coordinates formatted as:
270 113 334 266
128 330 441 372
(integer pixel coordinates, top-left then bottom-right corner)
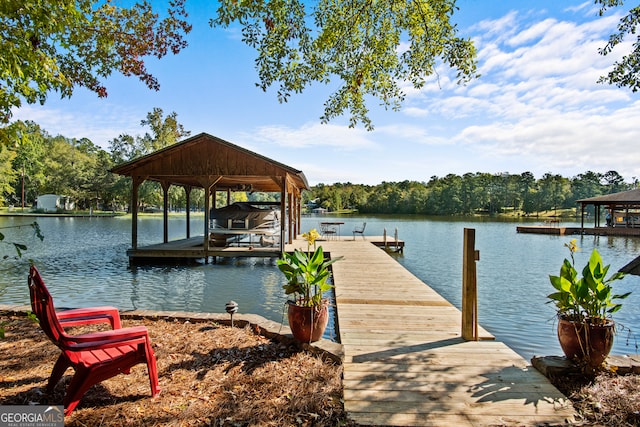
12 1 640 186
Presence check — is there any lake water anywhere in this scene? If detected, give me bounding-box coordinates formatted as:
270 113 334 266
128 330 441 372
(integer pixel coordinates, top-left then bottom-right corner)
1 214 639 361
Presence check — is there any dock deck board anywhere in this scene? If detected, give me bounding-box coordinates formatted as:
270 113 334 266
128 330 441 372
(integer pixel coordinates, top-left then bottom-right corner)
126 235 403 262
286 238 575 427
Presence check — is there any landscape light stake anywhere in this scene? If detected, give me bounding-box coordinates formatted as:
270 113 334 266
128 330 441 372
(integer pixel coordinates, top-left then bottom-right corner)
225 301 238 327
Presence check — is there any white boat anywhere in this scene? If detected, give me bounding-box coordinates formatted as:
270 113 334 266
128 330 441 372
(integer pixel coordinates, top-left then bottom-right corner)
209 202 281 247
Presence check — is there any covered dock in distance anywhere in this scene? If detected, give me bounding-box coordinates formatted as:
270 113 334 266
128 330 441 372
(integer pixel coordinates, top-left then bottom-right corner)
577 188 640 229
518 189 640 238
110 133 309 263
577 189 640 276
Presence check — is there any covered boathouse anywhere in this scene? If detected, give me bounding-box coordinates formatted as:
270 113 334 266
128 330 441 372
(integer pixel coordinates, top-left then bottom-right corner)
577 189 640 275
110 132 310 263
517 188 640 239
577 188 640 229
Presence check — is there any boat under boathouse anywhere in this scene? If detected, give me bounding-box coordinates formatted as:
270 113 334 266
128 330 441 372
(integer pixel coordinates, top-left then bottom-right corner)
110 132 309 263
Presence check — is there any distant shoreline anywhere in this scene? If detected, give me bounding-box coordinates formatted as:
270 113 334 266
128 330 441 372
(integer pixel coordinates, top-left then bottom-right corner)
0 211 208 218
0 211 121 218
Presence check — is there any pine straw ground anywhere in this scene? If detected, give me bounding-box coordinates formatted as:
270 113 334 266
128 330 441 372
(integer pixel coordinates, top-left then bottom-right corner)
1 314 640 427
0 315 351 426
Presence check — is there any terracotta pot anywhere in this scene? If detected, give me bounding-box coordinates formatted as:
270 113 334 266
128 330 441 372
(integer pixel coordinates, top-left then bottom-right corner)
287 299 329 343
557 317 615 368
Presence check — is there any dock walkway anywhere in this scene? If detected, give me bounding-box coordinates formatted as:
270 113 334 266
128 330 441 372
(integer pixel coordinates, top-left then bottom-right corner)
288 238 575 426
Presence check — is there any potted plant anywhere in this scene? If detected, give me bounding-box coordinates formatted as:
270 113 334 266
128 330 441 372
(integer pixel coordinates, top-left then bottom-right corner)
547 239 630 369
277 229 342 343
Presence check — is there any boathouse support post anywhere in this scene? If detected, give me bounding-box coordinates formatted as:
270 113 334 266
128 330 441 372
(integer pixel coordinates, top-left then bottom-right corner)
131 176 142 250
280 175 287 247
184 185 192 238
293 190 299 238
161 181 170 243
288 189 293 243
298 193 302 236
204 184 215 248
462 228 480 341
202 184 213 262
198 177 221 257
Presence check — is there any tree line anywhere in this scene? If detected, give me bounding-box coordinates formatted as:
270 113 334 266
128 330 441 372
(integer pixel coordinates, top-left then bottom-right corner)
307 171 636 216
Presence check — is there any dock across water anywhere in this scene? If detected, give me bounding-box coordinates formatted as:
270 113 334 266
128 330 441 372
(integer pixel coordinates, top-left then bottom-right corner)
287 238 575 426
517 224 640 237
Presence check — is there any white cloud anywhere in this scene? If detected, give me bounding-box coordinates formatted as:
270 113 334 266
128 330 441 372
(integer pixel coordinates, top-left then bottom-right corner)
508 18 558 47
471 11 520 44
454 100 640 178
564 1 593 14
12 102 142 149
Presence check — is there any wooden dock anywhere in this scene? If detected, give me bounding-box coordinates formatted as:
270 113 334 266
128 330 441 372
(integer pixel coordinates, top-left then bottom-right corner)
126 235 404 263
126 236 281 263
286 238 575 426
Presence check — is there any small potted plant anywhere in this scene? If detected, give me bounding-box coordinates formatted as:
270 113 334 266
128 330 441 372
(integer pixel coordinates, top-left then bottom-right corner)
547 239 630 369
277 229 342 343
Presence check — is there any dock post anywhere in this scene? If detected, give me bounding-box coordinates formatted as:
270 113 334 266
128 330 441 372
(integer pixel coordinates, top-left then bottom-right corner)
462 228 480 341
383 228 388 250
394 228 398 251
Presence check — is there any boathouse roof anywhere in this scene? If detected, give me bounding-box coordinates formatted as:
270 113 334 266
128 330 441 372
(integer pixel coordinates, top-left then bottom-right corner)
110 132 309 192
576 188 640 207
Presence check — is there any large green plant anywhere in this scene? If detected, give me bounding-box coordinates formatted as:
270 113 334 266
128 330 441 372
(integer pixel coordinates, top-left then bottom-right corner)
277 229 342 307
548 240 630 325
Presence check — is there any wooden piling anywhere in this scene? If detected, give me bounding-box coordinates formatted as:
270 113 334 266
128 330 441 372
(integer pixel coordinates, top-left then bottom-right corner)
462 228 480 341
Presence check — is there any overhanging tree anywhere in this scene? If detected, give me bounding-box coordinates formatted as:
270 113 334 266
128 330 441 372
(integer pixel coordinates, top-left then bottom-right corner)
597 0 640 91
0 0 192 121
212 0 478 130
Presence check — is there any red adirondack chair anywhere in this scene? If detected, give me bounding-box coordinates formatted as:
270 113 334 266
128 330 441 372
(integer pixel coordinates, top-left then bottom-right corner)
28 265 160 415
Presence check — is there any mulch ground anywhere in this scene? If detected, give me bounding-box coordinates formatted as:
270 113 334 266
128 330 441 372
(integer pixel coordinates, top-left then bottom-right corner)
0 315 351 426
549 371 640 426
1 313 639 426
